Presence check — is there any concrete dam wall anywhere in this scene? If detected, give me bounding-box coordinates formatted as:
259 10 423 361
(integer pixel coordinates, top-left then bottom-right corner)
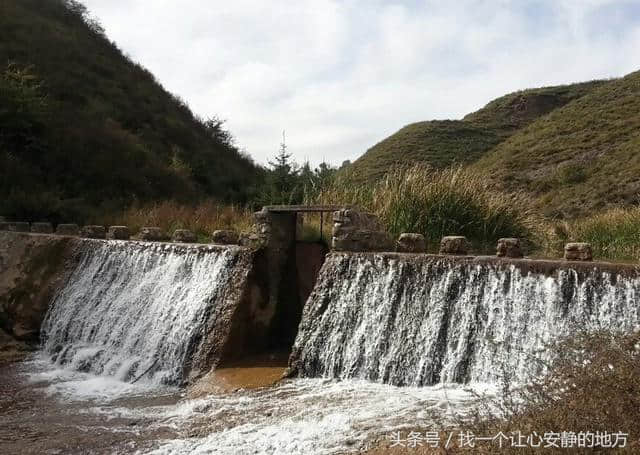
0 230 325 384
288 252 640 386
2 206 640 390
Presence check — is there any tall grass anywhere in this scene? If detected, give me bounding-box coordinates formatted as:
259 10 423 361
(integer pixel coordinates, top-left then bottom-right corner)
553 207 640 261
311 165 540 253
95 200 253 241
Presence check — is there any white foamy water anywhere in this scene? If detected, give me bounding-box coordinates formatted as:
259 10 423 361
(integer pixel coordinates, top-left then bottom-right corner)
291 254 640 386
147 379 494 455
22 357 492 455
40 241 244 386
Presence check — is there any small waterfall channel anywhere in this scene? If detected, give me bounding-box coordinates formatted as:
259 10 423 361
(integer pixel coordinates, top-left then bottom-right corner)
40 241 247 386
290 253 640 386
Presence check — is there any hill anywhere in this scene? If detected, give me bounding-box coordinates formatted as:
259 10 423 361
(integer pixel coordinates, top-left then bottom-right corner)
347 81 605 182
0 0 261 222
473 70 640 219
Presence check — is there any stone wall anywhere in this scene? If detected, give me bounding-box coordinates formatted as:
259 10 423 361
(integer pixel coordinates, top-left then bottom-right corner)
332 209 394 252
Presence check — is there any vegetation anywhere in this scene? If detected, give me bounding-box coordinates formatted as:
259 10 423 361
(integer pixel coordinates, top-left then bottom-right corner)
312 165 539 253
0 0 261 223
368 330 640 454
553 207 640 262
458 330 640 454
347 81 603 183
474 70 640 219
95 200 254 243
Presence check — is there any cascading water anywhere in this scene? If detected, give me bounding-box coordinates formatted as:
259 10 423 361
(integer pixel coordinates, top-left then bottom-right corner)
41 241 246 386
290 253 640 386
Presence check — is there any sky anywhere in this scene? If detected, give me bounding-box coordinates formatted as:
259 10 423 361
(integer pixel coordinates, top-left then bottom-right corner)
81 0 640 167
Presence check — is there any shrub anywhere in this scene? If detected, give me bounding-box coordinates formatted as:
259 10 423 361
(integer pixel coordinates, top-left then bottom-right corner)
456 330 640 454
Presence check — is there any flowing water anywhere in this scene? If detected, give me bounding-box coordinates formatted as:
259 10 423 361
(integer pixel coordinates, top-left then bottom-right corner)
40 241 244 385
291 253 640 386
3 249 640 454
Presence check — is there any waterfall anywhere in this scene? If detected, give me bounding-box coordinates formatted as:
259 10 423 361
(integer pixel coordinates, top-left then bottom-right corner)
290 253 640 386
41 241 247 386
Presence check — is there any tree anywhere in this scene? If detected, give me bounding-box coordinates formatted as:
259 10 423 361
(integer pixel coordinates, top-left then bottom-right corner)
259 131 302 205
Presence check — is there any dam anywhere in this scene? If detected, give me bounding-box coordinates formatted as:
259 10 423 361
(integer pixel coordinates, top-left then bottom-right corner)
0 208 639 454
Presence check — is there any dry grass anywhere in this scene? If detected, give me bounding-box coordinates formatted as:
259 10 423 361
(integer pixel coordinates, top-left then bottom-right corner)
552 207 640 261
95 200 253 241
366 330 640 454
311 165 542 253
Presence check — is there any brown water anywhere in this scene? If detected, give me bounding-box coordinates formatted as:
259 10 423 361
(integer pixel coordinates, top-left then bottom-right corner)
0 355 487 454
0 354 289 454
0 359 181 454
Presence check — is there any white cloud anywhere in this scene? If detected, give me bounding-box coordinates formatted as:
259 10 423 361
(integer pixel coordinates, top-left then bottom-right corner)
82 0 640 166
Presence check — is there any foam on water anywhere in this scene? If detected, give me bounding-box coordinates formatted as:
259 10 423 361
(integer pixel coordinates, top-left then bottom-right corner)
146 379 495 455
291 254 640 386
40 241 243 386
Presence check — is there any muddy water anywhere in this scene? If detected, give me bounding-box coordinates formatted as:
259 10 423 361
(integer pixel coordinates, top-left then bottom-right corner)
0 356 491 454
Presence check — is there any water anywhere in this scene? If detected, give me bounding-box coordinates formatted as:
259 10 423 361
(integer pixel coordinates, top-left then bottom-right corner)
290 253 640 386
40 241 246 386
3 357 492 455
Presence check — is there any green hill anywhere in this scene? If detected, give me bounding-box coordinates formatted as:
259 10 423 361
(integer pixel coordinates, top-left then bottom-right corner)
347 81 604 182
0 0 261 222
473 70 640 219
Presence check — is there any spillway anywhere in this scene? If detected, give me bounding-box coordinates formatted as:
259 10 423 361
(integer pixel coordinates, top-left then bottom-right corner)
40 241 248 386
289 253 640 386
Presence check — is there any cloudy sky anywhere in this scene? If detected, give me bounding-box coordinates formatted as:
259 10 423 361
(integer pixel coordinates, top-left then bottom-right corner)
82 0 640 166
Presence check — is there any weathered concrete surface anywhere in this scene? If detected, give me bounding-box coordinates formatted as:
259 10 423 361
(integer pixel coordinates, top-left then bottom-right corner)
323 251 640 278
440 236 471 255
565 242 593 261
496 238 523 258
172 229 197 243
332 209 394 252
82 225 106 239
31 222 53 234
296 242 329 308
212 229 239 245
56 224 80 236
107 226 130 240
396 233 426 253
0 232 80 344
138 227 165 241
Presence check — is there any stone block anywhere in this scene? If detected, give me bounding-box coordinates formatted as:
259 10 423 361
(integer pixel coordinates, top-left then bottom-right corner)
56 224 80 236
173 229 197 243
139 227 165 241
564 242 593 261
107 226 130 240
496 238 523 258
440 236 471 255
82 225 106 239
212 229 239 245
3 222 30 232
396 233 426 253
30 222 54 234
332 229 394 252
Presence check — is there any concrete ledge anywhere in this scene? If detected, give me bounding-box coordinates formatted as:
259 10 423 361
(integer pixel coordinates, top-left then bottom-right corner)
328 251 640 278
82 225 106 239
55 224 80 236
107 226 130 240
31 222 53 234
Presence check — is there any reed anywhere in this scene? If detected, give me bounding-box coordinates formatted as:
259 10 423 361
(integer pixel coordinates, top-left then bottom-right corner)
553 207 640 261
95 200 253 241
311 165 540 253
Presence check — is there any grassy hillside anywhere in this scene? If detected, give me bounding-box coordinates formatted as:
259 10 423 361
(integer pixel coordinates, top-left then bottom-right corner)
0 0 261 222
473 70 640 219
347 81 604 182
